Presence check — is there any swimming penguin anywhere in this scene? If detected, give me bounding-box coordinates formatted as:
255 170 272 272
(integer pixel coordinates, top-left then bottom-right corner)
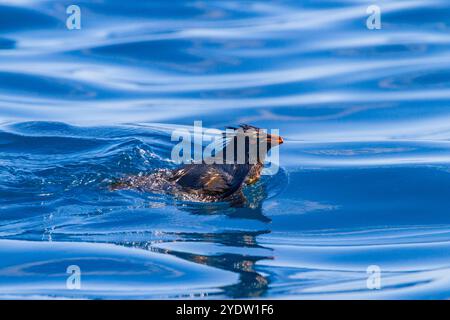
110 125 283 203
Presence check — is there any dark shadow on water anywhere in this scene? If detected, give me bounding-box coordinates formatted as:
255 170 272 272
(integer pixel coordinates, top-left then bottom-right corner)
117 229 273 298
152 247 272 298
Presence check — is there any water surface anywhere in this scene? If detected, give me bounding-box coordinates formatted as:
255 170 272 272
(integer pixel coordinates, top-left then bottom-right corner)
1 0 450 299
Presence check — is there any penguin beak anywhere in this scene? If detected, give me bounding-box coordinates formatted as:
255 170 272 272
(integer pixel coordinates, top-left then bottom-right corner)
268 134 283 145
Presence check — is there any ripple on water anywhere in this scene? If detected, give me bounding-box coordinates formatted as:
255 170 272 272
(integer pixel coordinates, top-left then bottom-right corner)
1 0 450 299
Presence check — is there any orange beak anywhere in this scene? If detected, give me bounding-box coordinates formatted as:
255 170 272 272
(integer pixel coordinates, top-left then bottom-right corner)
268 134 284 145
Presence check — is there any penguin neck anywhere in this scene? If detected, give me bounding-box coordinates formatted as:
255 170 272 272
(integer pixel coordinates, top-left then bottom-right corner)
217 141 269 165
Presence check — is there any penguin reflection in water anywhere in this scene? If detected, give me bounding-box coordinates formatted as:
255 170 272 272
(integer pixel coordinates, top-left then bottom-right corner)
110 125 283 208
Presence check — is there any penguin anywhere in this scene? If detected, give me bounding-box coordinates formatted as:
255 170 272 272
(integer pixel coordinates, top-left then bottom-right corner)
110 124 283 203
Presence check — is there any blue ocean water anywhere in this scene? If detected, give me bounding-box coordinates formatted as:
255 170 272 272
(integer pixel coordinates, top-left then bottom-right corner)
1 0 450 299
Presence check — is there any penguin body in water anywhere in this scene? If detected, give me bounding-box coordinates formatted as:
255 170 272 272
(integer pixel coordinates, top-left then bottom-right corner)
110 125 283 203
